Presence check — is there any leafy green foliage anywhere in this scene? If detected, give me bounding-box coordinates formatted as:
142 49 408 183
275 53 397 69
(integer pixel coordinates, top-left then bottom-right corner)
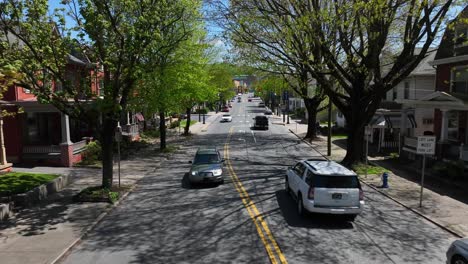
80 141 102 165
353 163 388 176
0 172 58 196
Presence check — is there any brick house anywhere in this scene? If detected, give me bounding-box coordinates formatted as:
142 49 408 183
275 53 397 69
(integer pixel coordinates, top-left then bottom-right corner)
3 53 102 167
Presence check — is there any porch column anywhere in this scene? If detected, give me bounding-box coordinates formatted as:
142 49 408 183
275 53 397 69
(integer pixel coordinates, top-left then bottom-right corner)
60 113 73 167
61 113 72 144
0 118 7 165
440 110 449 142
400 110 408 136
127 111 131 125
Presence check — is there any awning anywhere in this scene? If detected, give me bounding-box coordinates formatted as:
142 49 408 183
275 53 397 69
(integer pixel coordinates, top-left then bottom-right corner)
135 112 144 122
369 114 417 129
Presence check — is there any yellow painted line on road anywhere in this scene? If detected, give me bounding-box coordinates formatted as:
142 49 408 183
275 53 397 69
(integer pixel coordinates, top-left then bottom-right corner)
224 127 288 264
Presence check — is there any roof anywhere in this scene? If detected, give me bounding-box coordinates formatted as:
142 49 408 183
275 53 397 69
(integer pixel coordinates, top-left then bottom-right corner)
410 49 437 76
304 160 356 176
434 5 468 61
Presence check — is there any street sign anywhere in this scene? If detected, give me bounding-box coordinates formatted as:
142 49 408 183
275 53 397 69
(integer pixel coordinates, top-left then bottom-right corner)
416 136 436 155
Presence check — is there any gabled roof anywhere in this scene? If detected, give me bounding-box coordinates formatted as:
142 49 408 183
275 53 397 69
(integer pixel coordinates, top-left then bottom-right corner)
433 5 468 62
419 91 463 103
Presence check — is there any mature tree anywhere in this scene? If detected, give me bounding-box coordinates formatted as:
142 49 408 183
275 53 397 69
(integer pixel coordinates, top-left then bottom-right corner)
214 0 327 139
290 0 454 165
0 0 195 187
208 63 235 107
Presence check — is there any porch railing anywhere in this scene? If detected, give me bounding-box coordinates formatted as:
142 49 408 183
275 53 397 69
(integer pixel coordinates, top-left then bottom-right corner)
459 144 468 162
403 136 418 149
72 140 87 154
122 124 139 136
23 145 61 154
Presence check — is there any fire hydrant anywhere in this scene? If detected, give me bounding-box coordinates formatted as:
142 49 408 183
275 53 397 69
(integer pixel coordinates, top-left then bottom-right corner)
381 172 389 188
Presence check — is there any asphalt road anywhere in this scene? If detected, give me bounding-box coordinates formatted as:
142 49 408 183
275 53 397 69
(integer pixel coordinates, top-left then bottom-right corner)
61 94 456 264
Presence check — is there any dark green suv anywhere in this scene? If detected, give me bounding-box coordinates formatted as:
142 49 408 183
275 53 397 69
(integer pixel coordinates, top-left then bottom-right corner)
188 147 225 184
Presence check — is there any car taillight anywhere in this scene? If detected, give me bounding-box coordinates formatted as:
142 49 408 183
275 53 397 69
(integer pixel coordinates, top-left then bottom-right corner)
308 187 315 200
359 189 364 201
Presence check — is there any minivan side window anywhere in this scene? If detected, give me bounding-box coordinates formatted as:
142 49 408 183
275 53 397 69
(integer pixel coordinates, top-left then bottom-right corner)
293 163 306 178
305 170 314 186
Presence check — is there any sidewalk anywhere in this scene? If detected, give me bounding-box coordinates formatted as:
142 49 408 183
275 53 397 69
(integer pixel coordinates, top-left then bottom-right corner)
0 136 180 264
187 111 222 134
286 118 468 238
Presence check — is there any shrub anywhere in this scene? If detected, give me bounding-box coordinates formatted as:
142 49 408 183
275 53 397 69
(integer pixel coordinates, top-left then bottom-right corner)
169 120 180 129
82 141 101 164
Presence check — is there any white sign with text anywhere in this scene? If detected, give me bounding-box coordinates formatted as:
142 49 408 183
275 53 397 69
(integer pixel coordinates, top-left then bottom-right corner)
416 136 436 155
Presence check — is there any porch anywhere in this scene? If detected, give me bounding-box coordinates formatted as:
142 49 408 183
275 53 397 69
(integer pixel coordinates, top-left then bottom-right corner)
397 91 468 164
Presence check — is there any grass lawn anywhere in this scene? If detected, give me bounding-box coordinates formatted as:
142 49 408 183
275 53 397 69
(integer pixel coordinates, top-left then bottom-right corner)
331 133 348 139
352 163 389 176
0 172 59 196
179 120 197 127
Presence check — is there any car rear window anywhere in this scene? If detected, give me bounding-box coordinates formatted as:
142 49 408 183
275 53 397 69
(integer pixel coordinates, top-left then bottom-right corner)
313 175 360 188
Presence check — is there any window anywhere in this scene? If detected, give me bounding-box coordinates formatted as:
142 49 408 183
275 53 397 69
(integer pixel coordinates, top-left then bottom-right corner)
55 81 63 92
22 88 31 94
422 118 433 125
404 81 410 99
293 163 306 178
305 170 314 186
313 175 361 189
454 27 468 48
447 111 459 141
392 88 397 100
99 80 104 96
452 67 468 95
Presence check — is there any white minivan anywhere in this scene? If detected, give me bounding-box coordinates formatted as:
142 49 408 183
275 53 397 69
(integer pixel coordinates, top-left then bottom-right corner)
285 159 364 221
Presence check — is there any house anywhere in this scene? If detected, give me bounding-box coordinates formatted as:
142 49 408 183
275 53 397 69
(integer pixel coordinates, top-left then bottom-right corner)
367 48 437 152
3 54 101 167
397 5 468 161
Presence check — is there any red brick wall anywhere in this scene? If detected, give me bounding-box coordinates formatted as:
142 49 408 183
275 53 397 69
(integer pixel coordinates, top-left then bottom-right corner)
436 62 468 92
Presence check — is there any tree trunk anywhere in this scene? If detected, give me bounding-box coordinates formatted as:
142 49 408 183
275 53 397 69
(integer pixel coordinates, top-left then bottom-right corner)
304 98 320 139
342 121 366 167
101 115 117 188
159 111 166 150
184 107 191 136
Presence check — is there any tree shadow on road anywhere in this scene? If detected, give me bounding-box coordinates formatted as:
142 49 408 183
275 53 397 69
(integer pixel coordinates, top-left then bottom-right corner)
275 190 354 230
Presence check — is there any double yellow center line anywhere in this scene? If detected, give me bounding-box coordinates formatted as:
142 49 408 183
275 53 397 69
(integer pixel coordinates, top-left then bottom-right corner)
224 127 288 264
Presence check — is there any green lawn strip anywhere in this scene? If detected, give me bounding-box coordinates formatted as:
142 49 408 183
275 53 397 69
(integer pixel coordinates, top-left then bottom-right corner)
331 134 347 139
0 172 59 196
179 120 197 127
352 163 389 176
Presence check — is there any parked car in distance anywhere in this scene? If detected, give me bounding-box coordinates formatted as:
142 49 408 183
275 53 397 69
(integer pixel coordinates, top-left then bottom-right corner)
237 97 242 102
446 238 468 264
221 106 230 112
228 103 232 108
221 114 232 122
285 159 364 221
188 147 225 185
248 98 252 102
264 109 273 115
258 102 265 107
252 115 269 130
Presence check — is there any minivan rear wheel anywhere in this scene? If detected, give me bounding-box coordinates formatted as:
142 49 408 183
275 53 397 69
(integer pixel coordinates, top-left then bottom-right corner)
344 214 357 222
453 255 468 264
297 194 305 217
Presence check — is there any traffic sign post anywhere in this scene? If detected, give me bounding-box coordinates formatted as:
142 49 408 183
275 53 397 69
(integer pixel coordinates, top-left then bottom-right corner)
364 126 372 179
416 136 435 207
115 125 122 188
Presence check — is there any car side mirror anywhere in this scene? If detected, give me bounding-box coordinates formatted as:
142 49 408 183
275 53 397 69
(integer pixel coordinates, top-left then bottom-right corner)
188 161 192 164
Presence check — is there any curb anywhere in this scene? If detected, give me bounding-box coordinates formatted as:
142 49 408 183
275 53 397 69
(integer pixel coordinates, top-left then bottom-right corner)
50 184 137 264
287 127 464 239
360 179 463 239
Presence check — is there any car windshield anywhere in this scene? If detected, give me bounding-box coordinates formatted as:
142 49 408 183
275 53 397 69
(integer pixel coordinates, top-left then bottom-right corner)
194 153 220 164
313 175 360 188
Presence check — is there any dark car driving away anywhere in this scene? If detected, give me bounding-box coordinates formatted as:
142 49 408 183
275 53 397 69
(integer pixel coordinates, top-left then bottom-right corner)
188 147 225 185
253 115 269 130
